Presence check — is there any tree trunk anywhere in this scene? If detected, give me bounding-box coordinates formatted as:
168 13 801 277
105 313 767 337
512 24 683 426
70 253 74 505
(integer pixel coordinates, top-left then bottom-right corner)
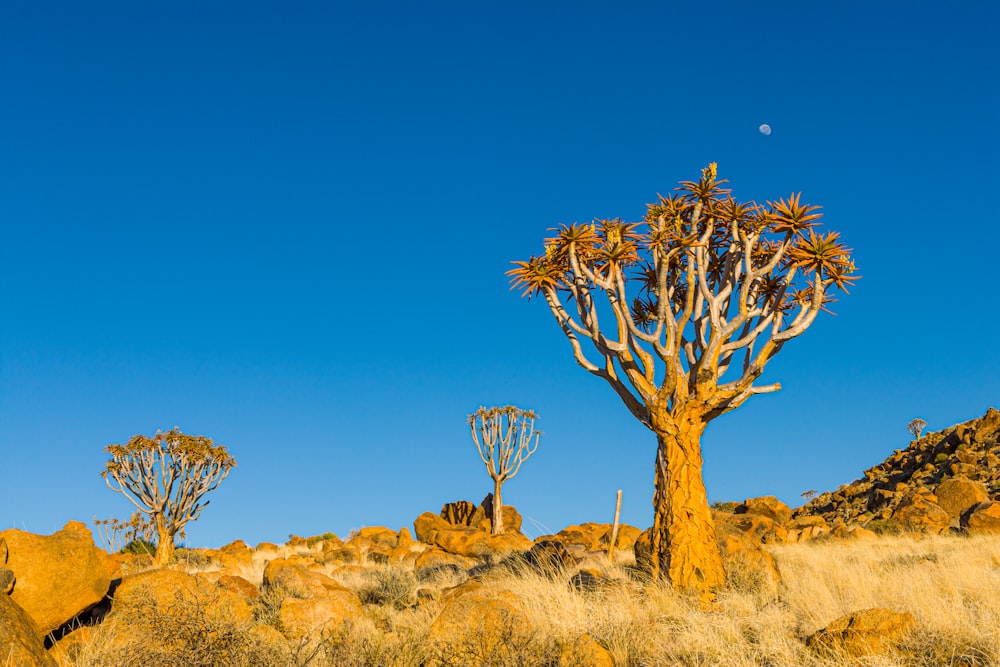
649 409 726 597
153 514 174 566
492 478 505 535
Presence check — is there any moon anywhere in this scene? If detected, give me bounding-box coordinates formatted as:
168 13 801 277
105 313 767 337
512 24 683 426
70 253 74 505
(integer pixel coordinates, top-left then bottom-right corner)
759 124 772 136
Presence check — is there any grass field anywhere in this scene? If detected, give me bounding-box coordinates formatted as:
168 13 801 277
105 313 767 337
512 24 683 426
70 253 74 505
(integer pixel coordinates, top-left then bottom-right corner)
46 533 1000 667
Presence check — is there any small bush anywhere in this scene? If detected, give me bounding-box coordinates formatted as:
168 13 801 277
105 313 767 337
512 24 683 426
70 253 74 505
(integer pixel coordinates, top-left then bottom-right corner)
73 583 287 667
120 539 156 556
358 567 417 609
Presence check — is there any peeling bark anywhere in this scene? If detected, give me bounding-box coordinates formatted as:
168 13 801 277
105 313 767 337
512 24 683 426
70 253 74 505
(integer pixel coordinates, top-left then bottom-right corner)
649 408 726 596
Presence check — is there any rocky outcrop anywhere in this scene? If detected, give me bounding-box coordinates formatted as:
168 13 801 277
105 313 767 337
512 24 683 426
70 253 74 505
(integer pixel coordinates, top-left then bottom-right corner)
797 407 1000 529
0 521 115 636
890 490 950 533
0 593 57 667
414 511 531 557
935 477 990 522
735 496 792 525
538 522 641 552
965 501 1000 533
807 608 916 657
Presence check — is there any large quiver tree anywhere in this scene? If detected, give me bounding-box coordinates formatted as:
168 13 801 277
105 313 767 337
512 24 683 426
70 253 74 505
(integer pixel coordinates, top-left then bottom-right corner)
102 428 236 565
509 164 857 595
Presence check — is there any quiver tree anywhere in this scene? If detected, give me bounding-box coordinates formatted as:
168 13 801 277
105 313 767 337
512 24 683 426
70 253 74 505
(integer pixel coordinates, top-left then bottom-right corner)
102 428 236 565
508 164 857 595
907 418 927 440
468 406 541 535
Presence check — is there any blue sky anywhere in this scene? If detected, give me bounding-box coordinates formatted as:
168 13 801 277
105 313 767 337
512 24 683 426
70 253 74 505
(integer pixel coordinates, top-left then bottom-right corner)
1 2 997 548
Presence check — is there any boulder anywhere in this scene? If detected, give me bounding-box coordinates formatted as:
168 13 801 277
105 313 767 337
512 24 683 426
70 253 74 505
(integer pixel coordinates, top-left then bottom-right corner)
426 591 531 667
891 491 951 533
441 500 477 526
735 496 793 525
721 513 788 544
435 527 532 557
523 540 577 573
215 574 260 600
263 558 350 598
0 593 57 666
414 548 477 574
935 477 990 521
787 515 831 542
277 593 363 639
113 568 253 625
0 521 115 635
559 633 615 667
413 512 531 557
807 608 916 656
964 501 1000 534
205 539 254 574
714 520 781 586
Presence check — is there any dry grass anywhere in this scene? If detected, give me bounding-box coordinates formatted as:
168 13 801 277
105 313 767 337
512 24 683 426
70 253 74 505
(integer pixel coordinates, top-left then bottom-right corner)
47 533 1000 667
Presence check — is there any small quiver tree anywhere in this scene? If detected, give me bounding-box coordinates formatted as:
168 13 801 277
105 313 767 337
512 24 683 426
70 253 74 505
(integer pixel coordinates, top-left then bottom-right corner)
508 164 857 596
102 428 236 565
907 418 927 440
468 406 541 535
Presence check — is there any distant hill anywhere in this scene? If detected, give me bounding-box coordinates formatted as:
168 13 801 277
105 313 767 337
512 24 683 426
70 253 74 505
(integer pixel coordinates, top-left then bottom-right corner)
796 408 1000 527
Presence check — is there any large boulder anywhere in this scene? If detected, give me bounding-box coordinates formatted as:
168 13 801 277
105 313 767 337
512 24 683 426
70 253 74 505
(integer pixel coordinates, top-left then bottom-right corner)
0 521 115 635
935 477 990 522
891 491 951 533
413 512 531 557
735 496 793 525
0 594 57 666
277 594 363 640
113 568 253 625
807 608 916 657
261 559 363 638
426 590 532 667
263 558 351 599
964 501 1000 534
721 512 788 544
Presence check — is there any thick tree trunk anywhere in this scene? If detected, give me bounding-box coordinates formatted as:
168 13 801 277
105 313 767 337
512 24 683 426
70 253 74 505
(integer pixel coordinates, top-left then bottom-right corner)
492 478 505 535
153 514 175 566
649 409 726 597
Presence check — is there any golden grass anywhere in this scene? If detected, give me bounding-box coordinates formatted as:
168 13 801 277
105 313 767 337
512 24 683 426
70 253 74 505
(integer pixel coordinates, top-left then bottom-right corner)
45 533 1000 667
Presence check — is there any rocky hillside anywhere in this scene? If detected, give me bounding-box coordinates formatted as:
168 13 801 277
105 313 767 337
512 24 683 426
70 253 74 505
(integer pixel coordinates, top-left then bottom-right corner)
796 407 1000 532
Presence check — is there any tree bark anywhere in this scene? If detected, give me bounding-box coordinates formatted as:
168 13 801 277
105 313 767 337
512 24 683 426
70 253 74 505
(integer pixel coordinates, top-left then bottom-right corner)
153 513 175 566
649 408 726 597
492 478 505 535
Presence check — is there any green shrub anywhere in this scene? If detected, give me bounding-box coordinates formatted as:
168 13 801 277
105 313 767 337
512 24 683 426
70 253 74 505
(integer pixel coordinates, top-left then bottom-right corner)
120 539 156 556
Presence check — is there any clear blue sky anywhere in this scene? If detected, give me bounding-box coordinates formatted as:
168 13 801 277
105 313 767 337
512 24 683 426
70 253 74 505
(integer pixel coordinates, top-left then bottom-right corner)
2 2 997 548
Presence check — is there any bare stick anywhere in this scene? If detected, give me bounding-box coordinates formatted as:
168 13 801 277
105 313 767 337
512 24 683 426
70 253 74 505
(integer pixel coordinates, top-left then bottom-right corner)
608 489 623 562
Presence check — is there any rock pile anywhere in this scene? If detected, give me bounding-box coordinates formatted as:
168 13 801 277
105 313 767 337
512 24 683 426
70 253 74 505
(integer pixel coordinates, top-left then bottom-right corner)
797 407 1000 532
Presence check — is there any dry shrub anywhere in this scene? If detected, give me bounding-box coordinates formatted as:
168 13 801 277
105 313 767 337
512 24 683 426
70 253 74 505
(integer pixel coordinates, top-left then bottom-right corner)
67 582 288 667
357 566 417 609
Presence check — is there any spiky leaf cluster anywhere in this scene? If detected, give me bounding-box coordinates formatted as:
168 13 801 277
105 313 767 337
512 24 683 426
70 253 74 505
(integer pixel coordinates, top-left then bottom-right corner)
508 165 858 426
